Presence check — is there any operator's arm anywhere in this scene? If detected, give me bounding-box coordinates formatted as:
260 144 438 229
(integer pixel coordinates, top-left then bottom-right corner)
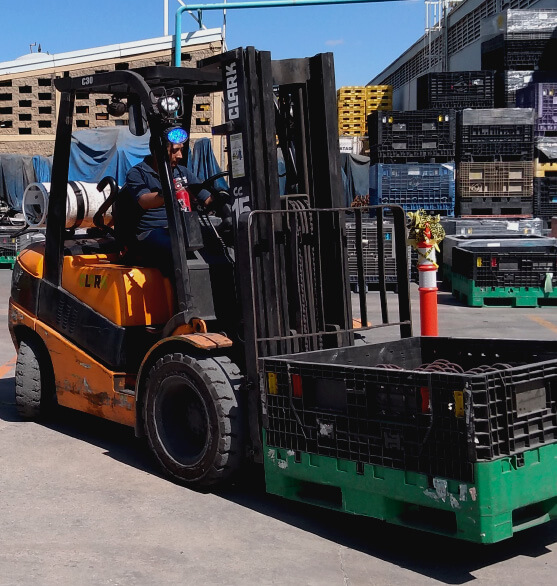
126 166 164 210
182 168 213 207
137 191 164 210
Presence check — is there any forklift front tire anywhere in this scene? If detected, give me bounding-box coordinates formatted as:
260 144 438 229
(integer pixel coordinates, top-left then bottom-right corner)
143 353 243 489
15 337 56 420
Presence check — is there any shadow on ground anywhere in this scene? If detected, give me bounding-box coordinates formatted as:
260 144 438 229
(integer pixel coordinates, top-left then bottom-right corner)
1 373 556 583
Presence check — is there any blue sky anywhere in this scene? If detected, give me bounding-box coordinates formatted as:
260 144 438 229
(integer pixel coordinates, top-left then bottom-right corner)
0 0 425 87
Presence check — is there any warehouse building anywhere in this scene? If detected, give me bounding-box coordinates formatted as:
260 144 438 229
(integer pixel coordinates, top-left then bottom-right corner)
0 29 224 157
368 0 556 110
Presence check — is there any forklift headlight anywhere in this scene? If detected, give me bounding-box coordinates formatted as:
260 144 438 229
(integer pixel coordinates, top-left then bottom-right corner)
165 126 189 144
158 95 181 115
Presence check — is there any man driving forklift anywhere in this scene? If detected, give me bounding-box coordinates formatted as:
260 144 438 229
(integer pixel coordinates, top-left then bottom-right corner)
125 128 212 275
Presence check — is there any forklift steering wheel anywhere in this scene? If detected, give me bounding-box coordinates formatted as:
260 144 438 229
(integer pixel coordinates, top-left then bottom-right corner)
186 171 229 199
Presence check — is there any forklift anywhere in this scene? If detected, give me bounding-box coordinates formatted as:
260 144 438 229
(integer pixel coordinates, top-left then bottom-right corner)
9 47 411 489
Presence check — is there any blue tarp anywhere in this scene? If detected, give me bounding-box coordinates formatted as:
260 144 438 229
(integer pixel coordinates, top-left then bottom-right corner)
191 138 228 190
69 127 150 186
32 155 53 183
0 154 36 211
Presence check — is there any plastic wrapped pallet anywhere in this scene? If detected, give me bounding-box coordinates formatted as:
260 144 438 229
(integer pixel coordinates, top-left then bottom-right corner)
480 9 557 41
442 217 543 237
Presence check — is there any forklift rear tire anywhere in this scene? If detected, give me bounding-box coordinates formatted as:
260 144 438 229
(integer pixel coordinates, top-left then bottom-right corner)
143 353 243 489
15 337 55 420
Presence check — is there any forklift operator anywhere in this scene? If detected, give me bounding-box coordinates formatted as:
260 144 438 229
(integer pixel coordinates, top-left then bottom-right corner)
125 134 212 274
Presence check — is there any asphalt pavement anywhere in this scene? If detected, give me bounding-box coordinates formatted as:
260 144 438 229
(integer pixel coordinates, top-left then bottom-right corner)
1 268 557 585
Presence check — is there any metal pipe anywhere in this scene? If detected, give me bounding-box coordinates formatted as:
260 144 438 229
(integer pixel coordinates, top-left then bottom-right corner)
174 0 398 66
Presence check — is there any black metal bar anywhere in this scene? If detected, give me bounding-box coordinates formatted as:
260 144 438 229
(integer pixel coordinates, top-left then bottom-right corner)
149 115 193 316
391 205 413 338
376 209 389 324
256 319 412 343
43 90 75 286
355 209 368 328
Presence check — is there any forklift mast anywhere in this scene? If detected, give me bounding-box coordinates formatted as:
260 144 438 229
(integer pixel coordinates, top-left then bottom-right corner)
199 48 355 378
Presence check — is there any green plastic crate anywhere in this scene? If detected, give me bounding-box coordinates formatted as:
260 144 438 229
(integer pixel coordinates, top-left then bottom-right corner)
0 255 15 269
450 271 557 307
263 435 557 544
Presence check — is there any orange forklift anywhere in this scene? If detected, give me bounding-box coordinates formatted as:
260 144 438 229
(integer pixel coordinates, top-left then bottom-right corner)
8 47 412 489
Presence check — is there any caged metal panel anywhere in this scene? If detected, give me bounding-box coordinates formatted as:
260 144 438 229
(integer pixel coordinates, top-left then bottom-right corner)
457 162 534 199
368 110 456 163
416 71 495 110
516 83 557 135
369 163 455 216
346 220 401 285
261 337 557 483
245 206 412 361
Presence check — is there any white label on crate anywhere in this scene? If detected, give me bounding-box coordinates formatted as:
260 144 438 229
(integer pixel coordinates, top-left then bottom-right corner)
487 242 501 247
230 133 245 178
507 222 519 231
407 168 420 176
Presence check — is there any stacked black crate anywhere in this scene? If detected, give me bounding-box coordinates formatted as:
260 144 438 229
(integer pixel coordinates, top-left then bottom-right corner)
517 83 557 228
367 110 456 217
368 108 457 284
480 10 557 108
456 108 535 217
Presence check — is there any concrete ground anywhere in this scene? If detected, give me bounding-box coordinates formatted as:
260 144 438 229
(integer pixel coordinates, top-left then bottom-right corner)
1 268 557 585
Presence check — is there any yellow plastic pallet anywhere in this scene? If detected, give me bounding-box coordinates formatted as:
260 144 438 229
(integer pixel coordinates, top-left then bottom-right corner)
339 118 366 126
340 129 365 136
339 124 366 133
337 87 366 98
366 85 392 91
535 161 557 178
367 103 392 109
338 108 366 116
367 96 392 103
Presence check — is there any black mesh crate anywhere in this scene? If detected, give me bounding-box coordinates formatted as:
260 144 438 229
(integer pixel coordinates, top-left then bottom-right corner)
451 236 557 287
417 71 495 110
481 35 557 71
457 161 534 199
262 337 557 483
457 109 535 161
369 163 455 215
368 110 456 163
458 197 533 217
534 176 557 223
516 83 557 135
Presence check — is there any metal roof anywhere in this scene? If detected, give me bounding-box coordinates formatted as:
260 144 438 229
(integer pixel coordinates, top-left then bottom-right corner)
0 28 223 77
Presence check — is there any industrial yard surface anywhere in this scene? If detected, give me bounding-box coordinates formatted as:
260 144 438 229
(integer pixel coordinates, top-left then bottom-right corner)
1 268 557 585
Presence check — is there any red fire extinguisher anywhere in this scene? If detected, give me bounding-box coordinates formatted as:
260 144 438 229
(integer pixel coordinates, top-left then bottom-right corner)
174 178 191 212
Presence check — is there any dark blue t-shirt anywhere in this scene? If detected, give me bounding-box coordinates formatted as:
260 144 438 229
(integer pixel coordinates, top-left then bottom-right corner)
126 157 211 233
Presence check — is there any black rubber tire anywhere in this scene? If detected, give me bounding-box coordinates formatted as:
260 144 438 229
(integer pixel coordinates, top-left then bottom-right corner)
14 337 55 420
143 353 243 489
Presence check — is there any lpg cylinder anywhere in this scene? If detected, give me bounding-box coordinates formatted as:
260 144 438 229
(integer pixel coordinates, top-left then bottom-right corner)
22 181 113 229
